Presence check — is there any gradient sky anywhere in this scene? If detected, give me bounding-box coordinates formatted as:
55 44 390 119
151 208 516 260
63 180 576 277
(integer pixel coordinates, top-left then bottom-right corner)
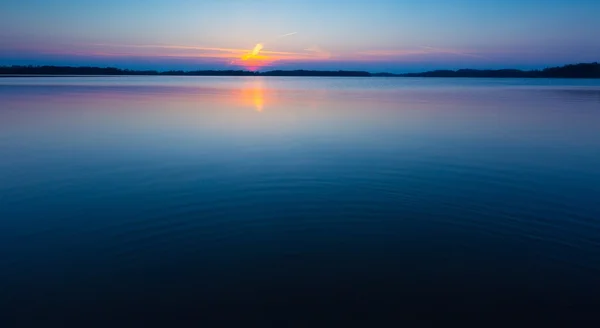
1 0 599 72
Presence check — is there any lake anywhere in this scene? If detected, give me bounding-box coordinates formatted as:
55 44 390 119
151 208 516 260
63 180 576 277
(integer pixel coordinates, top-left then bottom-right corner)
1 77 600 324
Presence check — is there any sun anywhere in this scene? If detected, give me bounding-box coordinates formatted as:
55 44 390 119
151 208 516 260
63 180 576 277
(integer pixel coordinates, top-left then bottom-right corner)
242 43 264 60
240 43 271 71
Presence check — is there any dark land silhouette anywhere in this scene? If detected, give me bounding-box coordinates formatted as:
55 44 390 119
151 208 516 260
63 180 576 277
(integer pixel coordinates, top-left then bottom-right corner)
392 62 600 78
1 62 599 78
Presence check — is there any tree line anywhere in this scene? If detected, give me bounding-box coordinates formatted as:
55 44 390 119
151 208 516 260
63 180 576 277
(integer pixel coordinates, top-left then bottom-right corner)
390 62 600 78
1 63 599 78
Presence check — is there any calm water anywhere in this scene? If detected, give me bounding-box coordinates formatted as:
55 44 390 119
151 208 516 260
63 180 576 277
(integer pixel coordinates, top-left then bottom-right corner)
1 77 600 324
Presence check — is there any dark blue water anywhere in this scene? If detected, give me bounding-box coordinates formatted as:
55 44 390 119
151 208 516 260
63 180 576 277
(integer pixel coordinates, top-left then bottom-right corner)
1 77 600 325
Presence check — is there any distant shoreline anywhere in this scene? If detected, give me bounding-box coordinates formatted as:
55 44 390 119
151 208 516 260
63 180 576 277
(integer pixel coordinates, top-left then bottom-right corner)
1 62 599 78
2 74 600 79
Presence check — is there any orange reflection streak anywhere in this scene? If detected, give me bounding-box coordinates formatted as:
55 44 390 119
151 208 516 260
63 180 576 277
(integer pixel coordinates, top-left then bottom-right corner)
238 79 268 112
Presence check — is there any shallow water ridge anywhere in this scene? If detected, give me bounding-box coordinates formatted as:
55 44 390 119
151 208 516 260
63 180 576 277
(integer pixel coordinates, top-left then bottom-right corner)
1 77 600 324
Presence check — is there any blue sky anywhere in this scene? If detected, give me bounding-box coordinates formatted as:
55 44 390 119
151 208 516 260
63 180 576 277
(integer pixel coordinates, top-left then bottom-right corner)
1 0 599 72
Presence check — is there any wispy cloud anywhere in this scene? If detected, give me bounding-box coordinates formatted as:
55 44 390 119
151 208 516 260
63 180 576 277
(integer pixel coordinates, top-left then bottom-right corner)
304 45 332 60
356 49 429 57
11 40 495 70
83 42 334 69
277 32 298 39
88 43 301 56
354 46 486 60
418 46 486 59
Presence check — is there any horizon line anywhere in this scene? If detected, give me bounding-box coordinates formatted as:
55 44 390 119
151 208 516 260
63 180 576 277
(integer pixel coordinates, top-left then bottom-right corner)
1 61 599 75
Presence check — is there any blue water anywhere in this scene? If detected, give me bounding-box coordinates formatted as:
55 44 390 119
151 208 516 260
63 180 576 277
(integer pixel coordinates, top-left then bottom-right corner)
1 77 600 325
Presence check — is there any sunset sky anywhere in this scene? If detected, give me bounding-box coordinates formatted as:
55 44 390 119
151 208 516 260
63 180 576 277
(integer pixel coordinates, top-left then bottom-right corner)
1 0 599 72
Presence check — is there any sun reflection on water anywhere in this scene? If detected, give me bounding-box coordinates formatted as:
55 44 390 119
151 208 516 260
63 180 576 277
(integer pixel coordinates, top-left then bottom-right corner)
239 79 267 112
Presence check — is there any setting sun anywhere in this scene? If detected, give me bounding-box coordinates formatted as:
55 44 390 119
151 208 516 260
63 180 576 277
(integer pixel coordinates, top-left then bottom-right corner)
241 43 270 71
242 43 264 60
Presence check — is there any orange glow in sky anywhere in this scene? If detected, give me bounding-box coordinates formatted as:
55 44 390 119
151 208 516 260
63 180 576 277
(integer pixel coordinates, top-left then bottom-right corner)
73 36 334 71
241 43 270 71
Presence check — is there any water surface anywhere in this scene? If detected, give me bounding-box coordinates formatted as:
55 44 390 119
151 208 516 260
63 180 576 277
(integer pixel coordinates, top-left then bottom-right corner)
1 77 600 324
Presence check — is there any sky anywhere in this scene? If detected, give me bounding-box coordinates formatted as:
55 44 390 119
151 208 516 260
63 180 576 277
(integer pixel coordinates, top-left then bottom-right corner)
1 0 599 72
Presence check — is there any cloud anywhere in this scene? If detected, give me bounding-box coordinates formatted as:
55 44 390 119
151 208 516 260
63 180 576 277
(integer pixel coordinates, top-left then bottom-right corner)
352 46 487 61
16 39 336 70
88 43 301 56
277 32 298 39
418 46 486 59
304 45 332 60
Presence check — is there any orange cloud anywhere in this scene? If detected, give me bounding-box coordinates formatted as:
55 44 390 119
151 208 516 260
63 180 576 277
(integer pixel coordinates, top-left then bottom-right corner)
88 43 304 56
59 42 338 69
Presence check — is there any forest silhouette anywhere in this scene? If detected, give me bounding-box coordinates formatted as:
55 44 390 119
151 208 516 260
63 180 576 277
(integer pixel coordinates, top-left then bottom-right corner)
1 63 599 78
